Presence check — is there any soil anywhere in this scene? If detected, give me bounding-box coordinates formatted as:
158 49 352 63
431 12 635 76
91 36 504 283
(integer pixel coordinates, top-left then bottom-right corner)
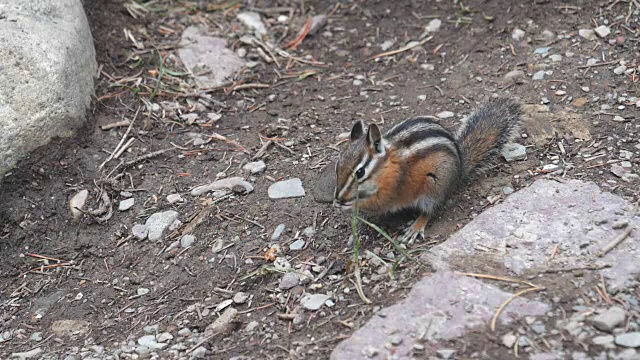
1 0 638 359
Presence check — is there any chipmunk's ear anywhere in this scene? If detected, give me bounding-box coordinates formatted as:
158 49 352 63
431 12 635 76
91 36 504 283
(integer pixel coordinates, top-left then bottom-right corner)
350 120 365 141
366 123 383 153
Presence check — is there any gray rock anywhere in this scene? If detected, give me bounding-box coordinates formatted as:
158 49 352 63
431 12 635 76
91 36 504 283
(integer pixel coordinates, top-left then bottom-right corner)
512 28 525 41
306 14 328 36
156 332 173 343
243 161 266 174
0 0 96 179
51 319 90 337
502 186 515 195
29 332 42 342
436 111 455 119
137 335 166 350
611 164 628 178
279 272 300 290
534 47 550 55
166 194 183 204
245 321 259 333
233 292 249 304
118 198 135 211
191 177 253 196
502 333 517 348
594 25 611 38
268 178 305 199
592 335 614 346
9 347 42 359
143 325 159 334
178 26 245 89
132 224 149 240
622 173 639 183
579 29 597 41
180 234 196 248
302 226 315 237
436 349 456 359
311 161 336 204
380 40 395 51
422 179 640 291
549 54 562 62
69 190 89 220
145 210 179 241
615 333 640 348
178 328 191 337
591 307 627 332
532 70 546 80
330 271 548 360
192 346 207 358
237 12 267 35
271 224 286 241
289 239 305 251
425 19 441 33
614 66 627 75
615 349 639 359
501 143 527 162
301 294 331 311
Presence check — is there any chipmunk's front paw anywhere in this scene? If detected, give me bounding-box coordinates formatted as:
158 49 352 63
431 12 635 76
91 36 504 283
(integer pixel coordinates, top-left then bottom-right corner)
400 215 429 245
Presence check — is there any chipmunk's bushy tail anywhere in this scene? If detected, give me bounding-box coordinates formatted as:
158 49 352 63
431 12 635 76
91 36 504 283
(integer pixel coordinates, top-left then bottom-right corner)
455 97 521 179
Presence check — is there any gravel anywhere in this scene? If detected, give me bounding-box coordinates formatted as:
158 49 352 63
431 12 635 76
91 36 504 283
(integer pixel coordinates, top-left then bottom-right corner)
436 111 454 119
271 224 286 240
289 239 305 250
278 272 300 290
180 234 196 248
300 293 330 310
591 307 627 332
118 198 135 211
243 160 266 174
512 28 525 41
132 224 149 240
501 143 527 162
594 25 611 38
615 333 640 348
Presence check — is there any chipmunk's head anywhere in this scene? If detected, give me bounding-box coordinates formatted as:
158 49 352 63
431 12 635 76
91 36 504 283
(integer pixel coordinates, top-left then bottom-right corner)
333 121 387 210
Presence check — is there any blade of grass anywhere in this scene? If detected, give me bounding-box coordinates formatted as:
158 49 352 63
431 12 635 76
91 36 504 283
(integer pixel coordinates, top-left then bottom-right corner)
357 217 413 261
351 194 371 304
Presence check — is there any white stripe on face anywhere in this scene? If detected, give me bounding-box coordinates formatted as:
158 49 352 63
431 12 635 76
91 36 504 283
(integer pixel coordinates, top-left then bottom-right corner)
337 152 369 200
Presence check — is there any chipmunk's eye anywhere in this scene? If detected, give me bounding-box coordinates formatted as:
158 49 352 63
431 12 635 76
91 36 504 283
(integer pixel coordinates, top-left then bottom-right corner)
355 167 365 179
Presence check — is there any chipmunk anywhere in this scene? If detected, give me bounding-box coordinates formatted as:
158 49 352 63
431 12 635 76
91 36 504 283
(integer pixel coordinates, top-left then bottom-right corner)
333 97 521 243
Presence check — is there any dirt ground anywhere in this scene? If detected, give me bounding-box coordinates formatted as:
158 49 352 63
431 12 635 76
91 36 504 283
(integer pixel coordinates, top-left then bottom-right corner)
1 0 639 359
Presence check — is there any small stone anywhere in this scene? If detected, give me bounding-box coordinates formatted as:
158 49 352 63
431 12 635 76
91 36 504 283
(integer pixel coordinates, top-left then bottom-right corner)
582 87 590 92
380 40 395 51
306 14 327 36
592 335 614 346
178 328 191 337
245 320 259 333
118 198 135 211
425 19 441 33
534 47 550 55
612 221 629 229
594 25 611 38
300 293 330 310
504 70 525 83
29 332 43 342
132 224 149 240
611 164 627 178
144 325 159 334
233 292 250 304
436 111 454 119
615 333 640 348
278 272 300 290
543 164 560 172
532 71 545 80
622 173 639 183
268 178 305 199
591 306 626 332
289 239 305 251
502 186 514 195
436 349 457 359
237 12 266 35
549 54 562 62
243 161 266 174
156 332 173 343
145 210 179 241
579 29 597 41
207 113 222 122
512 28 525 41
273 257 291 271
540 30 555 42
271 224 286 241
555 90 566 96
502 333 517 348
69 189 89 220
137 288 150 296
421 64 435 71
501 143 527 162
417 94 427 101
302 226 315 237
180 234 196 248
192 346 207 358
166 194 183 204
587 58 599 66
353 79 362 86
614 65 627 75
138 335 166 350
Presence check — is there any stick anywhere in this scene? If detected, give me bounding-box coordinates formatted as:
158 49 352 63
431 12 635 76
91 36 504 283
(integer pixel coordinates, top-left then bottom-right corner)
124 148 174 167
100 120 131 130
455 272 537 288
98 107 140 171
113 138 136 159
491 287 544 331
598 227 633 257
575 60 619 69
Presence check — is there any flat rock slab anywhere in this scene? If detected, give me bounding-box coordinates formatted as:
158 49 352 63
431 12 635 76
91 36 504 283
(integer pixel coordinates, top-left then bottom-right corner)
178 26 245 89
423 179 639 290
268 178 305 199
0 0 97 178
331 271 548 360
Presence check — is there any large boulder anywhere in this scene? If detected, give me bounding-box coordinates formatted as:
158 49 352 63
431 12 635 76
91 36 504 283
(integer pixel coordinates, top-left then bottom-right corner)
0 0 96 178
